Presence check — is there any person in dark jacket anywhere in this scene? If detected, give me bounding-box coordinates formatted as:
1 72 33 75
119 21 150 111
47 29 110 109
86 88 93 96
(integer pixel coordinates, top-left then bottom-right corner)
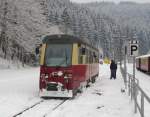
110 60 117 79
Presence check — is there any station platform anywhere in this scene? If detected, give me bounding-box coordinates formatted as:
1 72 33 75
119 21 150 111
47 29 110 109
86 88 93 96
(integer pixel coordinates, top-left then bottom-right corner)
50 64 140 117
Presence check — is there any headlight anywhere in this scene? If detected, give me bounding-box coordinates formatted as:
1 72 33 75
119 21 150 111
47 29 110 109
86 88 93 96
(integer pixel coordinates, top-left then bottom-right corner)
45 74 49 79
64 76 68 79
58 71 63 76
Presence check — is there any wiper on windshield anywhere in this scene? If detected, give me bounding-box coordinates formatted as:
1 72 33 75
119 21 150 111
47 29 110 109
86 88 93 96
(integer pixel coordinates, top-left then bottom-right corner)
55 49 68 67
55 59 66 67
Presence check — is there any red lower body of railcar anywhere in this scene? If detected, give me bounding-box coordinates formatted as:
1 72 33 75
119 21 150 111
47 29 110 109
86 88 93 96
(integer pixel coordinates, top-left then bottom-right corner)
39 64 99 98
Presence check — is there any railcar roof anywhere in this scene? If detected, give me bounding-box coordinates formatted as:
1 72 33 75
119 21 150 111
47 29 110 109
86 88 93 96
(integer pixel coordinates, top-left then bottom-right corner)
42 34 98 51
42 34 88 44
136 54 150 58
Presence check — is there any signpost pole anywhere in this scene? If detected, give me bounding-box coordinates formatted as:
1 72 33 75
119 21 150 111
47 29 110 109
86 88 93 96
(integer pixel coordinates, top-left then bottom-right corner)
133 56 135 84
133 56 137 113
124 44 127 89
130 40 138 113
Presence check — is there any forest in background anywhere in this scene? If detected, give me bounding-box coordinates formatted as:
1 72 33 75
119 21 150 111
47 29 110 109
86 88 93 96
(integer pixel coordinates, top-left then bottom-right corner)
0 0 150 65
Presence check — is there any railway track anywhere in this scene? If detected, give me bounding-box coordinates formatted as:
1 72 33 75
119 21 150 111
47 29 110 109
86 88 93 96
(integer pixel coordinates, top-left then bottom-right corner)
43 99 68 117
12 99 44 117
12 99 68 117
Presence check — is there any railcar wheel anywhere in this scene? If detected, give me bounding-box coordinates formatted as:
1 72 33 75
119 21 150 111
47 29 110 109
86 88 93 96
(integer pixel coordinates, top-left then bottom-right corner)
78 82 86 93
86 79 91 88
91 77 96 83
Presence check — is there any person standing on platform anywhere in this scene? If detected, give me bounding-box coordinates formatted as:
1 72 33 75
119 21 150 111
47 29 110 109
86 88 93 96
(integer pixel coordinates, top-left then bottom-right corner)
110 60 117 79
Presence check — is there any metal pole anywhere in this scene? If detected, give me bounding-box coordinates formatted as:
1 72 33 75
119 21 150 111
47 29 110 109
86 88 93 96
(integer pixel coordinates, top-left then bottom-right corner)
133 56 135 82
134 84 137 113
124 45 127 89
131 78 133 100
133 56 136 100
128 75 131 96
133 56 137 113
141 93 144 117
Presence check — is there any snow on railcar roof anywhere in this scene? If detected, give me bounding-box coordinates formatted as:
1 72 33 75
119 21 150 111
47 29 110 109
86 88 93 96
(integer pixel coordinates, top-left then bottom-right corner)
136 54 150 58
41 34 98 51
42 34 89 44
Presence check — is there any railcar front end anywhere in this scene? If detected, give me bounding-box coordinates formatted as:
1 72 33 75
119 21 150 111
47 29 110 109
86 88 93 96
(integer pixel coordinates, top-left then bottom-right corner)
39 35 99 98
39 42 74 97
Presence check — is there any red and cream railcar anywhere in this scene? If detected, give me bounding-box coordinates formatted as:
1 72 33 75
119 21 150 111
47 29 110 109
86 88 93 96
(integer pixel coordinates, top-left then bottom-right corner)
136 54 150 72
39 34 99 98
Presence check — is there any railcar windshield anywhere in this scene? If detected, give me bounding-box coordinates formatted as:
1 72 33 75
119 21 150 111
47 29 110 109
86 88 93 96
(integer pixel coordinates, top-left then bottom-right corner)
45 44 72 67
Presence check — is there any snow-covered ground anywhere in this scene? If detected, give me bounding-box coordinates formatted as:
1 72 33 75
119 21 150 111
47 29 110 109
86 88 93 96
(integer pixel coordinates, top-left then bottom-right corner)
49 64 139 117
0 62 141 117
0 67 40 117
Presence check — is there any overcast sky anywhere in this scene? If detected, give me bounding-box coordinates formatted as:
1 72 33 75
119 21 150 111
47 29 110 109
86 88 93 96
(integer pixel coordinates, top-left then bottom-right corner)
70 0 150 3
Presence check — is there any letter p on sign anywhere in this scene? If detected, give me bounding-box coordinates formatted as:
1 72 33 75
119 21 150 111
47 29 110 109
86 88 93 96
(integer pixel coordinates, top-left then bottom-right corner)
130 40 139 56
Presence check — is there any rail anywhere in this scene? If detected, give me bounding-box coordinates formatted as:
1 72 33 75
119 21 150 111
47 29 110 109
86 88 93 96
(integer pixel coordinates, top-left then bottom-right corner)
12 99 68 117
121 67 150 117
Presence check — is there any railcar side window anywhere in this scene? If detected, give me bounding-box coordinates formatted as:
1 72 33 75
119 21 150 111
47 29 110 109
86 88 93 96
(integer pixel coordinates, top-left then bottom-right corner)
85 48 88 64
78 47 82 64
93 52 99 63
82 48 86 55
141 58 148 65
78 46 87 64
89 51 93 64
